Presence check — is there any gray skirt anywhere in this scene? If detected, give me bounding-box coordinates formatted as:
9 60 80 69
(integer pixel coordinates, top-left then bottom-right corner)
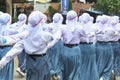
0 46 14 80
111 41 120 76
26 53 50 80
79 43 99 80
60 44 81 80
96 41 113 80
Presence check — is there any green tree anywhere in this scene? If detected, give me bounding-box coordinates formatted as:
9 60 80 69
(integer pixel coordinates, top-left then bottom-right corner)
94 0 120 16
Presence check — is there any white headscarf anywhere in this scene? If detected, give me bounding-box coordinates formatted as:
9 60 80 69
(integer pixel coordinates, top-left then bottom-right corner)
11 13 27 32
48 13 63 34
80 13 94 32
90 16 94 23
66 10 79 32
101 15 110 25
24 11 52 54
0 13 11 25
17 13 27 26
80 13 90 24
52 13 63 24
66 10 78 23
95 15 107 28
41 14 47 25
0 13 12 36
109 16 119 26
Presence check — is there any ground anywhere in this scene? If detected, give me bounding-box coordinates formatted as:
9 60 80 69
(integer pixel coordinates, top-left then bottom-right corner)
13 57 26 80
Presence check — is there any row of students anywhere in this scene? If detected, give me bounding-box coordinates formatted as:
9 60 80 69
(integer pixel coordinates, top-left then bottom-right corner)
0 10 120 80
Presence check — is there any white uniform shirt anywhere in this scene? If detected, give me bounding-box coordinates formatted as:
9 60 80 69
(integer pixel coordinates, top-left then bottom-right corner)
0 30 53 66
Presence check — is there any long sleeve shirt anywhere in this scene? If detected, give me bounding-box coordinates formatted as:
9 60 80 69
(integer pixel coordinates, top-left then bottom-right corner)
0 31 53 66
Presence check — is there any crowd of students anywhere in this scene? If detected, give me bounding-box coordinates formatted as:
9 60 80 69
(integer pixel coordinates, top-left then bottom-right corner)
0 10 120 80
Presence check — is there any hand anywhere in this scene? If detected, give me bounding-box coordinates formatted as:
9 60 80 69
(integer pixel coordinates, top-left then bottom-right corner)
0 62 4 70
47 41 55 48
100 77 103 80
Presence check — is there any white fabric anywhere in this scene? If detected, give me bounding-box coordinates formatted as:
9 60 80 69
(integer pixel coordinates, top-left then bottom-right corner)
11 13 27 31
0 30 29 46
52 13 63 24
47 13 63 48
66 10 79 32
0 11 3 15
0 11 53 68
61 10 82 44
80 13 90 25
79 13 96 43
0 13 12 36
0 13 11 25
79 0 86 3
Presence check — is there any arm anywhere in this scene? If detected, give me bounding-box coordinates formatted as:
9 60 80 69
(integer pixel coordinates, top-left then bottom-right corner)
0 31 29 46
47 30 62 48
0 40 24 69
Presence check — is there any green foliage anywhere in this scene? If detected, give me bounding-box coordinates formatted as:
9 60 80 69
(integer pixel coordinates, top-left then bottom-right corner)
48 6 56 17
68 0 72 11
48 6 59 21
94 0 120 16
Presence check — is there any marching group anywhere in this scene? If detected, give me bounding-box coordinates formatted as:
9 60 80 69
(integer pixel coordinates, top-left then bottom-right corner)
0 10 120 80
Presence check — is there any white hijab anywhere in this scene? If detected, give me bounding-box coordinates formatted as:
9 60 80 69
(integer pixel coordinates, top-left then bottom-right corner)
23 11 52 54
66 10 79 32
17 13 27 27
0 13 12 36
49 13 63 34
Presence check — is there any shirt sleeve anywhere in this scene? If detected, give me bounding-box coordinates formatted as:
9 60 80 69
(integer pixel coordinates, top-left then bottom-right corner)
0 31 29 46
0 40 24 66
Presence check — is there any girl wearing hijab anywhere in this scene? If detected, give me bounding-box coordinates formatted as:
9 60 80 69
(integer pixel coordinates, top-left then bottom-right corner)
79 13 99 80
108 16 120 80
59 10 82 80
95 15 114 80
46 13 63 80
11 13 27 32
11 13 28 76
0 13 14 80
0 11 53 80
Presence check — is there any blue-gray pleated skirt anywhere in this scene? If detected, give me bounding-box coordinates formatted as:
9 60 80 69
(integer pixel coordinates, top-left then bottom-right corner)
96 42 113 80
112 41 120 76
0 46 14 80
47 40 63 78
26 53 50 80
17 50 26 73
79 43 99 80
60 44 81 80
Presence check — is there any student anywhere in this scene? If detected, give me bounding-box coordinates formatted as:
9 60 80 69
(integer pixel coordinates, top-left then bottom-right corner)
108 16 120 80
95 15 114 80
0 11 53 80
46 13 63 80
12 13 27 76
79 13 99 80
60 10 82 80
11 13 27 33
0 13 14 80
